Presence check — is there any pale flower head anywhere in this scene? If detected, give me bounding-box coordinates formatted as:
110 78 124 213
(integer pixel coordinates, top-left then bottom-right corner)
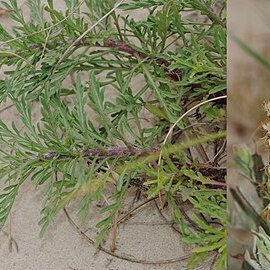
263 100 270 117
263 122 270 133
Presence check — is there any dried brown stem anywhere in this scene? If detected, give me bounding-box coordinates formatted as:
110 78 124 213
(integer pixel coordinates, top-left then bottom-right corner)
63 207 192 265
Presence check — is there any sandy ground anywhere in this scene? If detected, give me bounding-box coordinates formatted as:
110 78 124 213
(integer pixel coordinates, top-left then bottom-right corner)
0 1 208 270
0 177 190 270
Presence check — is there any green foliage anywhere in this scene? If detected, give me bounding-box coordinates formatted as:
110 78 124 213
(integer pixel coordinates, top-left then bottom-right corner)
243 228 270 270
232 34 270 70
233 114 270 269
166 169 226 269
231 3 270 268
0 0 226 268
235 148 270 210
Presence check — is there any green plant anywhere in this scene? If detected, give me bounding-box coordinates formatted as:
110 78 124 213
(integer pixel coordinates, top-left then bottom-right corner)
242 228 270 270
231 101 270 269
0 0 226 268
229 1 270 265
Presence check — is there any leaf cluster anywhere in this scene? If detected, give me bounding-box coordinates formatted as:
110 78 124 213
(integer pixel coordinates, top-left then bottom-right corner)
0 0 226 269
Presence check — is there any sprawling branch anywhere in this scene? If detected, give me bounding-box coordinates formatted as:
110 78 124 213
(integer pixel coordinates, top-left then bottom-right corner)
104 38 183 81
40 145 226 188
41 146 159 160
